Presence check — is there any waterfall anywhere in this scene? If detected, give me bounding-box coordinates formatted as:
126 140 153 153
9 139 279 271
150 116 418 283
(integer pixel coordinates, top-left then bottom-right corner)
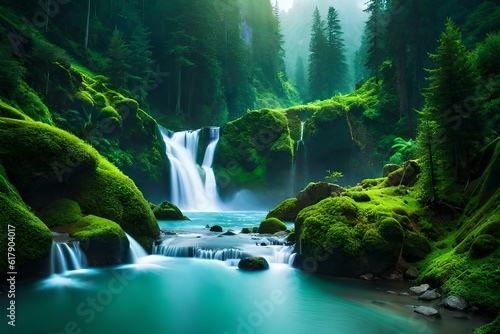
50 241 87 274
159 126 221 211
292 121 308 195
153 240 244 261
126 233 148 262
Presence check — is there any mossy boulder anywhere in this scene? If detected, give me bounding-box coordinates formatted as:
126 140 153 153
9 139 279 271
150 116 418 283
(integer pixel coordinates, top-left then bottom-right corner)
470 234 498 258
210 225 223 232
383 164 400 177
266 198 299 221
0 117 159 255
37 198 83 228
70 215 129 265
238 257 270 271
153 201 186 220
385 160 420 187
0 164 53 273
258 218 287 234
296 182 344 209
403 232 431 262
213 108 294 198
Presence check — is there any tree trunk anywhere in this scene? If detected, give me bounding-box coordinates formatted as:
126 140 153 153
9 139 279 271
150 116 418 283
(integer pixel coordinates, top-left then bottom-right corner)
85 0 91 50
176 66 182 113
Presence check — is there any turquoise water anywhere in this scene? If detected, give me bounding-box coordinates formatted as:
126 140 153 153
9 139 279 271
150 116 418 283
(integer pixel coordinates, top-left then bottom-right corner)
1 212 489 334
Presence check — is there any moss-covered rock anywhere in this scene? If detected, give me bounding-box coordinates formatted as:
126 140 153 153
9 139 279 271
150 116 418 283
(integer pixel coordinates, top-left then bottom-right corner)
153 201 186 220
210 225 223 232
37 198 83 228
238 257 270 271
0 164 52 273
258 218 287 234
213 108 294 198
0 117 159 254
385 160 420 187
403 232 432 262
296 182 344 209
266 198 299 221
70 215 129 265
470 234 498 258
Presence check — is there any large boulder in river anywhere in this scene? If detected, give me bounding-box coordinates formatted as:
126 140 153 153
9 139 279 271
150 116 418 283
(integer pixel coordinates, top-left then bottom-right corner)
414 306 441 318
238 257 270 271
153 201 186 220
70 215 129 266
258 218 287 234
441 296 468 311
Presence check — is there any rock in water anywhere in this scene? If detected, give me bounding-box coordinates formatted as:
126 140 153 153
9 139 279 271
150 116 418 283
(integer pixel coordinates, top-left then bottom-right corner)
410 284 430 294
418 289 441 300
238 257 270 271
441 296 467 311
414 306 441 317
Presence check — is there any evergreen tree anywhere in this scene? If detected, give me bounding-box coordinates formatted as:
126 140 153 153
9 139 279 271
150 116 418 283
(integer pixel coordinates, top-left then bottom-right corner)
325 6 348 95
363 0 387 78
308 7 327 101
417 18 479 203
128 24 154 104
107 28 131 88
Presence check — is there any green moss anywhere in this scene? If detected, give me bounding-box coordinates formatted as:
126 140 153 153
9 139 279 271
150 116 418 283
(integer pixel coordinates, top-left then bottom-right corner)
474 316 500 334
70 215 125 242
324 222 362 256
210 225 223 232
153 201 185 220
347 191 371 202
258 218 287 234
403 231 432 261
0 99 31 121
0 164 52 273
37 198 83 228
0 117 159 252
266 198 299 221
74 90 95 108
362 228 388 252
378 217 404 242
470 234 498 258
214 108 293 193
12 81 53 124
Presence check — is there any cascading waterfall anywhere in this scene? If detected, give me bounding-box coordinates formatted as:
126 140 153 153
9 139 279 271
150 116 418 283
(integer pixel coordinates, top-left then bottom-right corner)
159 125 221 211
50 240 87 274
291 121 308 195
126 233 148 261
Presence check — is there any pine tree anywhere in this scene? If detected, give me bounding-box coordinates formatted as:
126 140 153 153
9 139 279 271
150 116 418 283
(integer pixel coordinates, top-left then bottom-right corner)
308 7 327 101
325 6 348 95
417 18 479 203
107 28 131 88
363 0 387 78
128 24 154 104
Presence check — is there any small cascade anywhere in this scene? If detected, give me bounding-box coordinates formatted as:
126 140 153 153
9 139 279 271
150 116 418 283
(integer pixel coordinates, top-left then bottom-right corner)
50 241 87 274
153 240 244 262
272 246 296 266
126 233 148 262
292 121 308 195
159 125 221 211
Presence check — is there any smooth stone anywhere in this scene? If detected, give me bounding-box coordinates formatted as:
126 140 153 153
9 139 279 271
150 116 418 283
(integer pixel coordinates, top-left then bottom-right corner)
441 296 468 311
399 292 410 296
404 266 419 280
238 257 270 271
410 284 430 294
414 306 441 317
386 290 397 295
419 289 441 300
359 273 375 281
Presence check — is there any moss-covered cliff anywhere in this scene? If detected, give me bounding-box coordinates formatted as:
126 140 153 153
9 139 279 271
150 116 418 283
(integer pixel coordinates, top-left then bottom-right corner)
0 115 160 272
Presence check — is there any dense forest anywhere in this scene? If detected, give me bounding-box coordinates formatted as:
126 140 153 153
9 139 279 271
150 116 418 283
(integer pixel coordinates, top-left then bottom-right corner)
0 0 500 332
